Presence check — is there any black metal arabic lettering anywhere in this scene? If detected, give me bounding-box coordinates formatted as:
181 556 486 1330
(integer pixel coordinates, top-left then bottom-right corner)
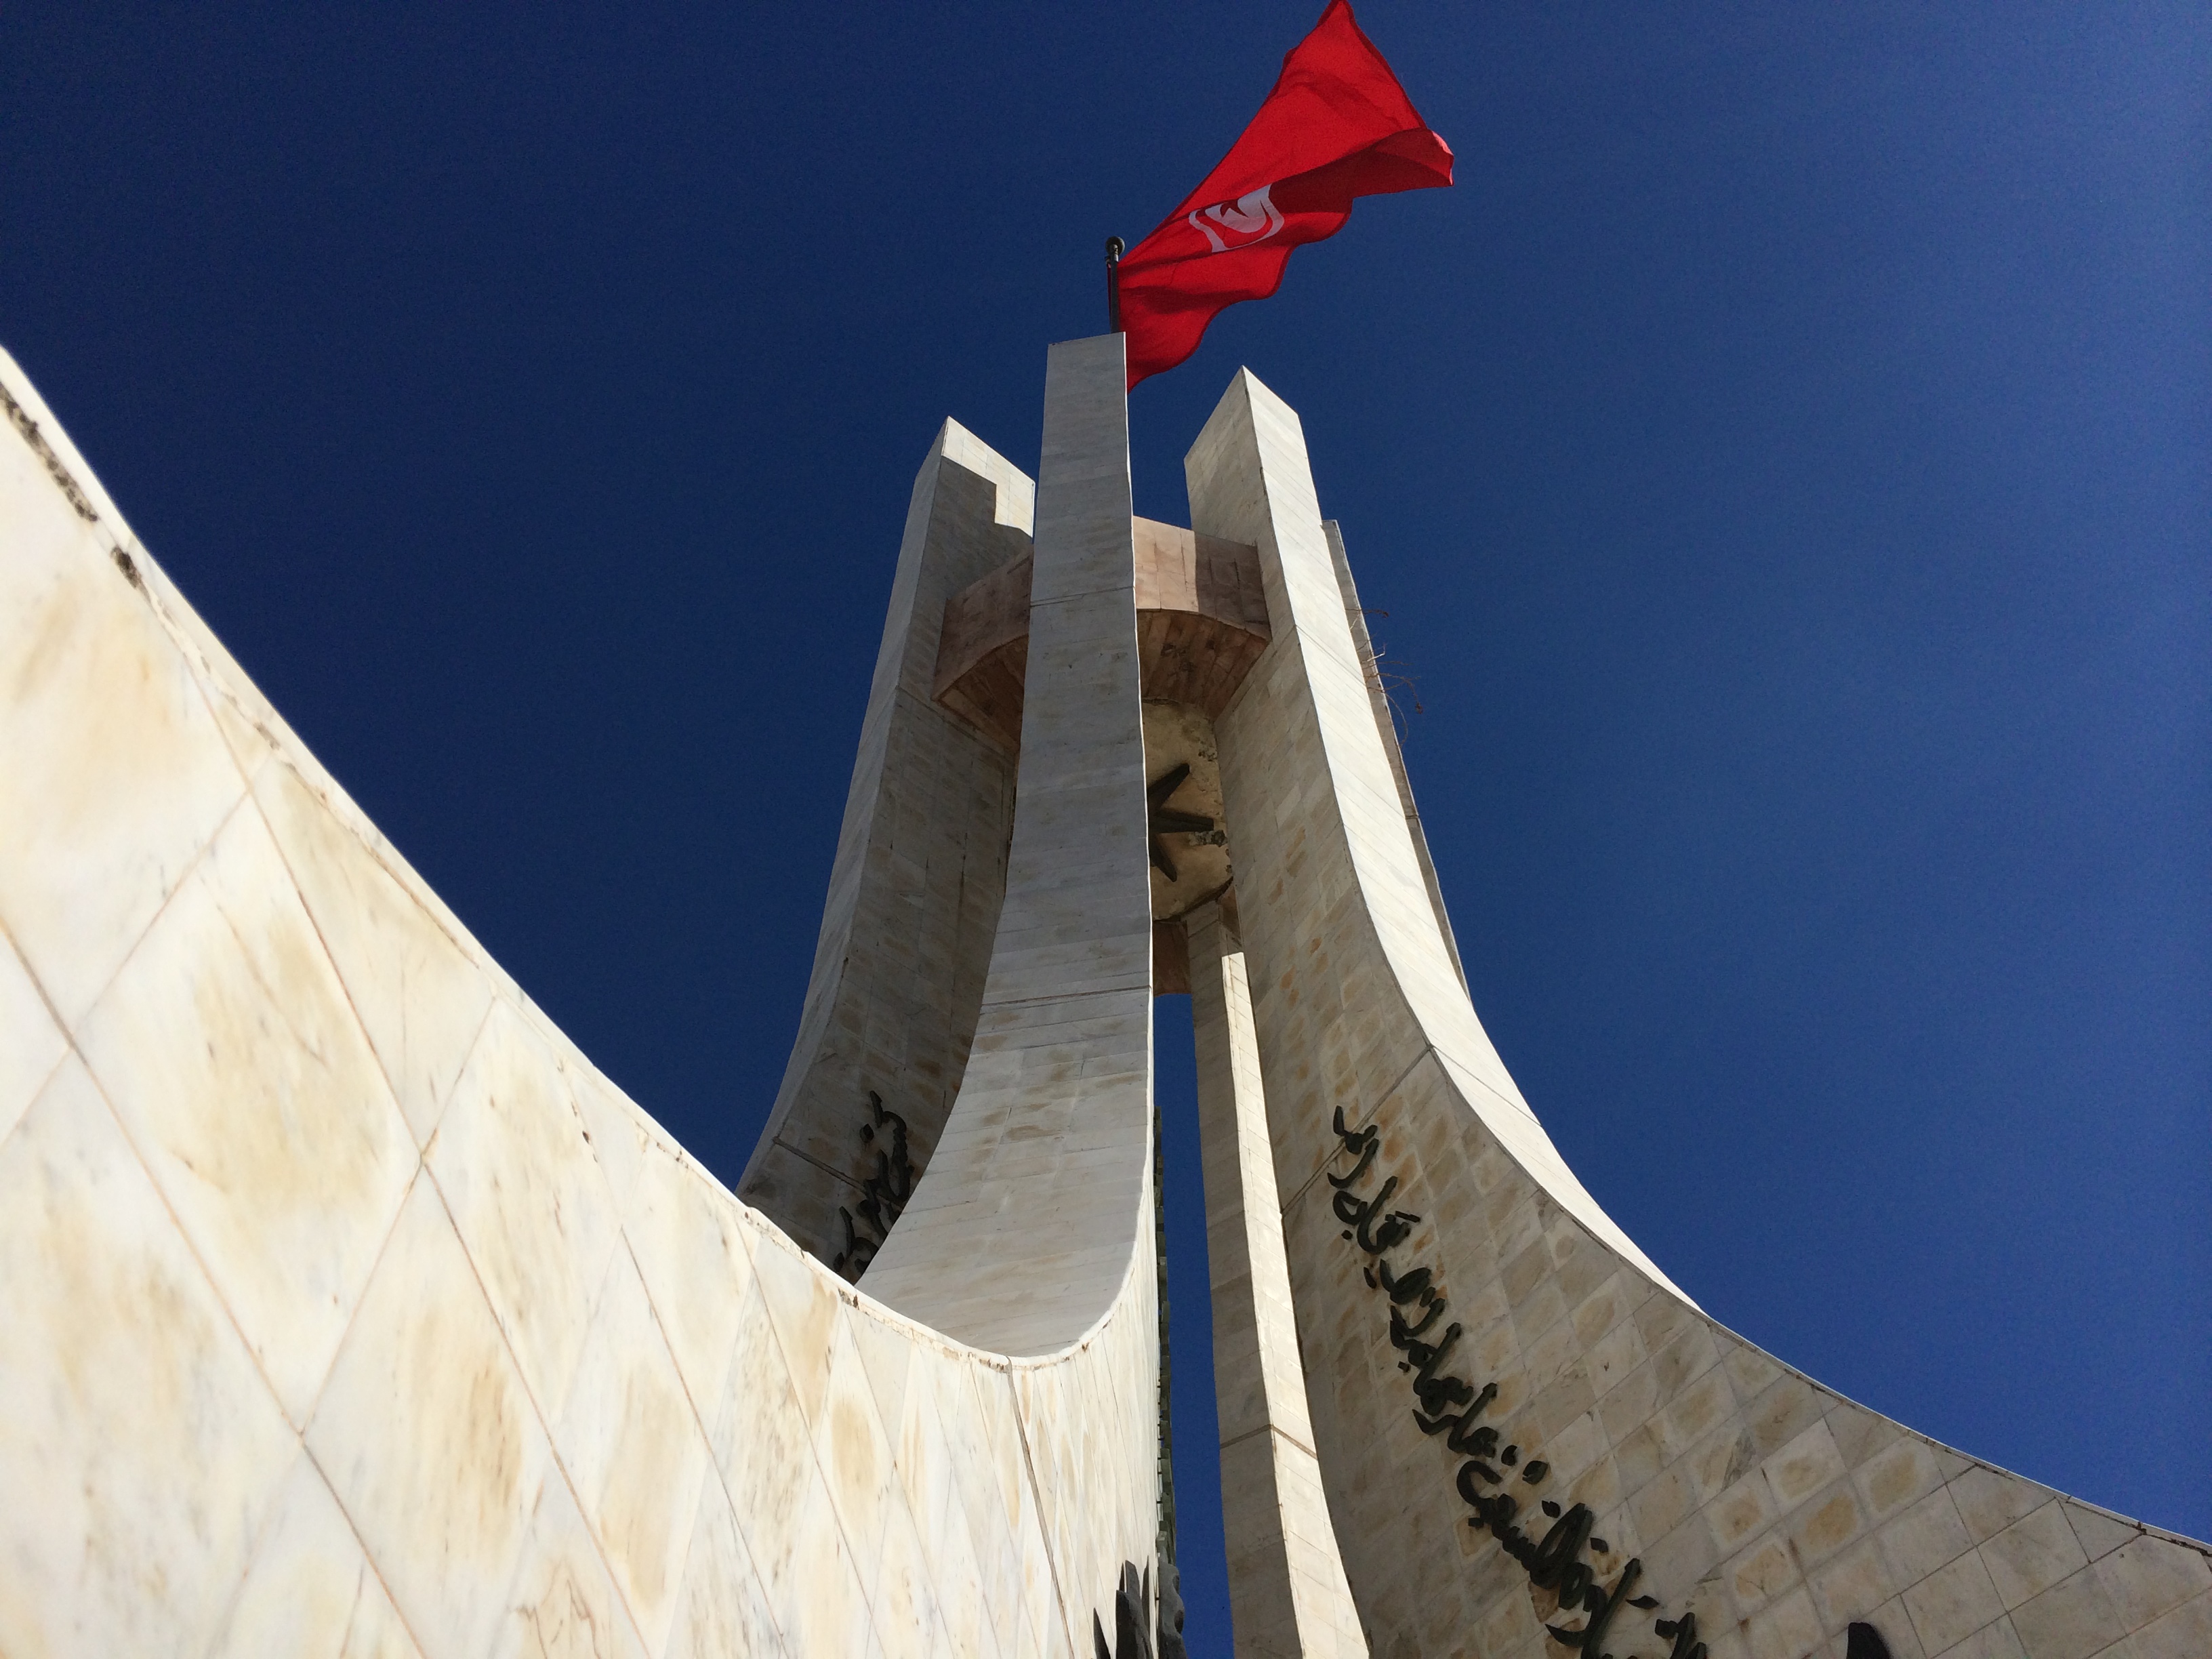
831 1091 917 1281
1330 1108 1696 1659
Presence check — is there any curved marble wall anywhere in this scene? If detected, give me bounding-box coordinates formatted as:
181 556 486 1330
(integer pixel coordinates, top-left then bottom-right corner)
1187 367 2212 1659
0 345 1158 1659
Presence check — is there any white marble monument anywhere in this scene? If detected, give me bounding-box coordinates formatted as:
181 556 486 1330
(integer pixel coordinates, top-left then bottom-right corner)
1 335 2205 1659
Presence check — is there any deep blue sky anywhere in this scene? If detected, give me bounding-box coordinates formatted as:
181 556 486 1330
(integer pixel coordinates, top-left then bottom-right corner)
6 4 2206 1649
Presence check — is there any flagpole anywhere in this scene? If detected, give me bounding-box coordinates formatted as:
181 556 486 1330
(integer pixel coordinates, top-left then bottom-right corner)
1105 237 1124 333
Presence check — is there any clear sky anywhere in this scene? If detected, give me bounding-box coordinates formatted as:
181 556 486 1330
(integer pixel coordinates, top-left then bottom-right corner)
6 4 2206 1651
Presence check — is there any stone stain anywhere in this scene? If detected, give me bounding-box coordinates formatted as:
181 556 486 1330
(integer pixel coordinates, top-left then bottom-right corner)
182 892 393 1239
523 1564 611 1659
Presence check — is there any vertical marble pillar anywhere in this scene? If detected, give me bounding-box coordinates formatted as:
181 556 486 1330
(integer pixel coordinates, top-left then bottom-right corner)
1189 900 1368 1658
863 333 1157 1357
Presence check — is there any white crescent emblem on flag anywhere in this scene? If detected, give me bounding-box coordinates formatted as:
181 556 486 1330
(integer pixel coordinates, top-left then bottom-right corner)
1187 186 1284 253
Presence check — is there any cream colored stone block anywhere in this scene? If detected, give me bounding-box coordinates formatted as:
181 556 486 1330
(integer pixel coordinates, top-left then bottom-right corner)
307 1174 557 1659
0 442 245 1027
1711 1469 1782 1551
814 1318 899 1570
1982 1504 2092 1610
2131 1590 2212 1659
1952 1467 2059 1546
1744 1584 1822 1657
871 1488 945 1659
775 1475 875 1659
1930 1618 2027 1659
428 998 623 1425
490 1460 650 1659
1812 1537 1896 1628
0 930 65 1146
1906 1549 2009 1655
664 1474 788 1658
2009 1565 2125 1659
1863 1438 1952 1522
1792 1479 1872 1566
710 1273 822 1609
1764 1419 1847 1513
1864 1597 1933 1659
1884 1488 1979 1583
926 1473 994 1659
0 1059 298 1659
78 800 416 1422
256 759 493 1147
623 1138 754 1424
849 1315 920 1481
569 1061 653 1218
2063 1504 2139 1565
1729 1530 1802 1615
204 1452 422 1659
2094 1535 2212 1631
555 1247 714 1654
752 1233 844 1424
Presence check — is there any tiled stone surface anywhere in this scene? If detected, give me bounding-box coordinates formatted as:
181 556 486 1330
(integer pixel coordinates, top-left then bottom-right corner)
0 345 1161 1659
0 1059 299 1659
203 1451 424 1659
78 799 417 1425
1187 365 2212 1659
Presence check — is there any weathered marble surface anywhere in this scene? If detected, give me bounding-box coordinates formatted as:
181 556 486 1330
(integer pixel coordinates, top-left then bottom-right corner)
0 343 1159 1659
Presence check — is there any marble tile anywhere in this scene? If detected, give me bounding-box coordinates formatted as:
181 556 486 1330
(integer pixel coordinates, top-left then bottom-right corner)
2131 1591 2212 1659
773 1474 875 1659
428 997 623 1425
1906 1550 2009 1656
663 1474 789 1658
2063 1505 2139 1565
77 800 417 1424
307 1174 558 1659
750 1233 844 1425
488 1460 651 1659
711 1271 823 1614
570 1058 655 1219
869 1486 945 1659
623 1137 754 1426
2009 1565 2125 1659
204 1451 423 1659
0 1059 298 1659
1931 1619 2027 1659
1764 1419 1847 1513
0 439 247 1027
554 1246 714 1655
255 759 495 1147
813 1318 899 1572
1983 1504 2091 1610
2094 1535 2211 1631
0 927 66 1145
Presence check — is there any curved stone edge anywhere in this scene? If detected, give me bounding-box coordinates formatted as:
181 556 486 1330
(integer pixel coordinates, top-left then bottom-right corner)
1190 366 2211 1659
0 343 1153 1659
862 335 1159 1368
738 419 1029 1273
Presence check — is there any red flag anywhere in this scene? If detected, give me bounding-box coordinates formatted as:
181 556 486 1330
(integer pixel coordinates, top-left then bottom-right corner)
1115 0 1453 388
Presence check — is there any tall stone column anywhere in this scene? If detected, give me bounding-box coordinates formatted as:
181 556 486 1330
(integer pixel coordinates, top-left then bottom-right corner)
863 331 1155 1354
1189 899 1367 1658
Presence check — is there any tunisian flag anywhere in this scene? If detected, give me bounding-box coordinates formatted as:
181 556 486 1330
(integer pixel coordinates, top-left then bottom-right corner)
1115 0 1452 388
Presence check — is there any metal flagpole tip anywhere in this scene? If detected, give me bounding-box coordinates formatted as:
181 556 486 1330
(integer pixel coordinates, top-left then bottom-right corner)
1105 236 1126 334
